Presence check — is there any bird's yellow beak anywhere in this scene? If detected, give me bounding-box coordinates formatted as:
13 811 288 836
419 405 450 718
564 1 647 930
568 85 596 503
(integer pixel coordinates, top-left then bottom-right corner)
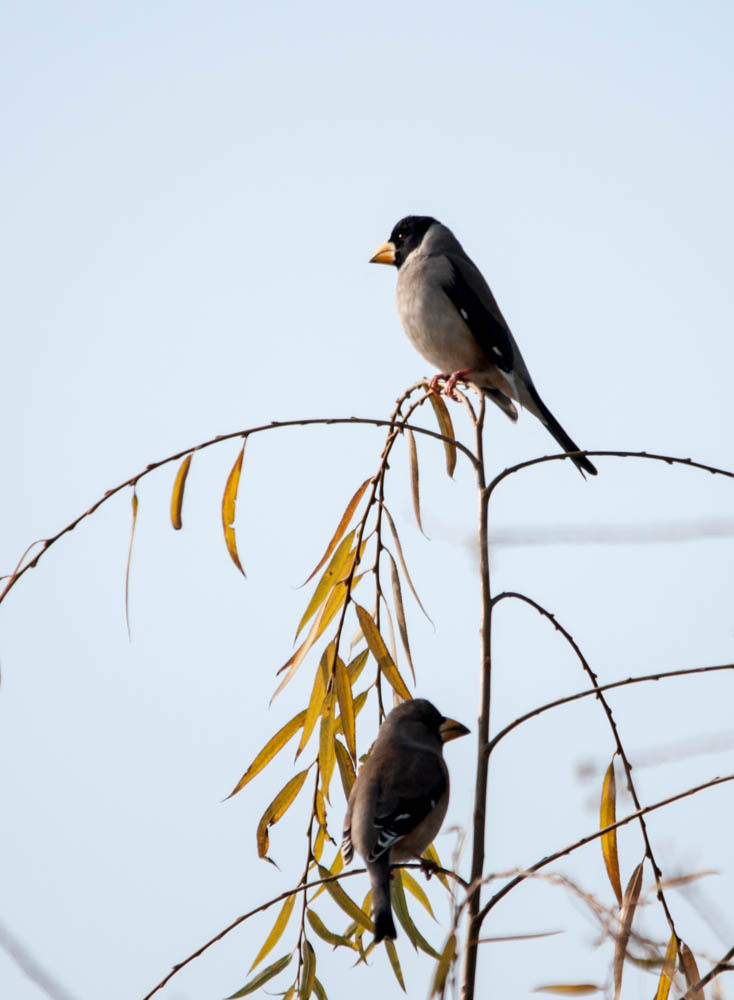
439 717 470 743
369 240 396 265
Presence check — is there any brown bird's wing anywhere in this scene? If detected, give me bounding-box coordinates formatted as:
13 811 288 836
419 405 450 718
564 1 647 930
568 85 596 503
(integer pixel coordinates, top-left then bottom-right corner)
368 749 446 862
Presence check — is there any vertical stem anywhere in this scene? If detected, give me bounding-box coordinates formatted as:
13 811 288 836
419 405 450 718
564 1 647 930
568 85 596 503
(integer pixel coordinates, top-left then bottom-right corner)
461 397 490 1000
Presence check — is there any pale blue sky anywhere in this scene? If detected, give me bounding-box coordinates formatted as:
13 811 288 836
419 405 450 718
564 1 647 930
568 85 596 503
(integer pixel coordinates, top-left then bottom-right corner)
2 2 734 998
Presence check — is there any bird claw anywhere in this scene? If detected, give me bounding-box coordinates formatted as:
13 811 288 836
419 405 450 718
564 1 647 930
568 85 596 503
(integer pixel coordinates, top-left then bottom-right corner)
427 374 449 395
443 369 474 400
419 857 439 880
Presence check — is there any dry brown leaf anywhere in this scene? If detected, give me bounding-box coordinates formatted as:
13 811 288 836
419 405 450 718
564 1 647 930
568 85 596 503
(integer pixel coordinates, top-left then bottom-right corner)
680 943 703 1000
601 758 623 906
387 551 416 683
427 392 457 477
407 428 426 536
613 859 645 1000
302 478 371 585
222 440 247 576
382 506 433 624
534 987 601 996
170 453 193 530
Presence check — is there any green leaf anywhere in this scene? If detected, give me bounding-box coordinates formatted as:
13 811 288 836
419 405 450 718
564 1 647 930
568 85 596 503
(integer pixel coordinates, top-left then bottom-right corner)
299 940 316 1000
226 953 292 997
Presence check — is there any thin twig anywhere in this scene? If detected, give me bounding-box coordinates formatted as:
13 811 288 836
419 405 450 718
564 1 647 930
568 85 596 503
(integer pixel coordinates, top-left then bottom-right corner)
680 941 734 998
0 922 80 1000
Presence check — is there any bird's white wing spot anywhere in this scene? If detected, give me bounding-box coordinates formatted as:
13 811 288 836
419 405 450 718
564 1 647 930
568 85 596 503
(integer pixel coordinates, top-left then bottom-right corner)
492 346 502 356
460 308 469 320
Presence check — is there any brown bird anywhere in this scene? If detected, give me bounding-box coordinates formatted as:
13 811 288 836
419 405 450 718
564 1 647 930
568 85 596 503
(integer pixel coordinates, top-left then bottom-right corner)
342 698 469 941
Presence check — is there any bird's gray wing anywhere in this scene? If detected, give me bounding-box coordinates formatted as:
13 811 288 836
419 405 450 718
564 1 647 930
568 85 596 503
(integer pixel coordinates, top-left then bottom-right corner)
368 751 446 862
441 253 517 374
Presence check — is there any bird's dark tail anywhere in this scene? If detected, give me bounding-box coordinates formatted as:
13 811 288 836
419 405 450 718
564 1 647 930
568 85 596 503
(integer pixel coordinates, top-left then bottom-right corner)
369 855 397 942
524 383 597 477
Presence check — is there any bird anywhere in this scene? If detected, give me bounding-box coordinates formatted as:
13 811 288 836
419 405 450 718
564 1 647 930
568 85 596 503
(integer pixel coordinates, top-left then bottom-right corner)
341 698 469 942
370 216 597 477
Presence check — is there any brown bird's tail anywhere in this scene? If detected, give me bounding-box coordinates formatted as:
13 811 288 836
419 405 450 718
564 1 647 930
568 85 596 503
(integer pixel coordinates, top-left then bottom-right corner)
369 856 397 942
523 383 598 477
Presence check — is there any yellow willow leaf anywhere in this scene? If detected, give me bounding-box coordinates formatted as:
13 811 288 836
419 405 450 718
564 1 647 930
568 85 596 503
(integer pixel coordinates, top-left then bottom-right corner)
315 788 327 828
295 531 356 641
384 938 406 991
227 953 292 998
170 453 193 530
334 657 356 762
654 933 678 1000
601 758 623 906
613 859 645 1000
319 692 337 802
299 940 316 1000
382 506 433 625
256 769 309 860
387 551 416 683
680 944 703 1000
390 874 439 958
431 933 456 996
354 605 412 701
221 441 247 576
400 870 435 919
249 893 296 972
313 825 325 862
272 583 349 702
427 392 457 478
336 688 368 735
310 850 344 903
382 599 399 664
296 648 330 758
316 864 374 932
306 909 356 950
313 978 328 1000
423 844 449 890
125 488 139 638
226 709 307 798
334 737 356 800
302 477 372 585
406 428 426 536
534 987 602 996
347 649 369 684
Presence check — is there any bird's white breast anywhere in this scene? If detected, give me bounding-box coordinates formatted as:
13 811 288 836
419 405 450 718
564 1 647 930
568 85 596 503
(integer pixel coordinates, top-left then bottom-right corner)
395 252 485 375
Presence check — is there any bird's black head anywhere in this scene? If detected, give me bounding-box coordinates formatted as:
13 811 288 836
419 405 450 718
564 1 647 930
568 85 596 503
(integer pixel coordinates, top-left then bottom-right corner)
387 698 469 743
388 216 438 267
370 215 439 269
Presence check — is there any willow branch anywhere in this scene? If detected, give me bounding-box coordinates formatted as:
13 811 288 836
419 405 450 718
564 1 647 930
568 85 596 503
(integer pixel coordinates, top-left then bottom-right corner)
681 941 734 998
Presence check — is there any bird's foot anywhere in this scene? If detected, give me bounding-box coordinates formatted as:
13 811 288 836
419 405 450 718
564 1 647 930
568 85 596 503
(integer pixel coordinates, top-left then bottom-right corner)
427 374 450 395
418 857 439 880
443 369 475 400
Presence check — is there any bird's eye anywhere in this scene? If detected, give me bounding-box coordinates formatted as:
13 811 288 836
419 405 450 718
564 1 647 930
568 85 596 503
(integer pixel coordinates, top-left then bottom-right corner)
397 232 405 241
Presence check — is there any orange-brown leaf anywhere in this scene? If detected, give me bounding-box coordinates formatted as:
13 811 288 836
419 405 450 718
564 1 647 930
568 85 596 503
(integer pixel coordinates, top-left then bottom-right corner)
613 859 645 1000
222 441 247 576
354 605 411 701
302 478 372 585
601 758 623 906
680 943 703 1000
427 392 457 478
534 988 601 996
256 769 309 860
170 453 193 530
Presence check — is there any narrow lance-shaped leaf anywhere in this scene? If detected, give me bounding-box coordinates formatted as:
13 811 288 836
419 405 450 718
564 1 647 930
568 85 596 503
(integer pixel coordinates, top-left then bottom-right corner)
226 953 292 998
388 551 416 683
306 909 356 951
334 656 356 762
533 988 601 996
299 940 316 1000
170 453 193 530
347 649 369 684
423 844 449 890
222 440 247 576
319 692 337 803
427 392 457 477
679 943 703 1000
316 864 374 931
125 487 139 638
384 938 406 992
653 933 678 1000
601 758 623 906
295 648 329 758
310 850 344 904
613 859 645 1000
302 477 372 585
391 873 439 958
249 893 296 972
257 769 309 860
382 506 433 625
400 870 435 919
334 737 356 800
354 605 412 701
406 428 426 536
226 708 307 798
431 933 456 996
313 978 328 1000
295 531 356 641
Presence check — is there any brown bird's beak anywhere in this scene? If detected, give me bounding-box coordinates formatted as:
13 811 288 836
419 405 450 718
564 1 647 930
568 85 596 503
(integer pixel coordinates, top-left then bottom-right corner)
369 240 396 265
439 717 470 743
